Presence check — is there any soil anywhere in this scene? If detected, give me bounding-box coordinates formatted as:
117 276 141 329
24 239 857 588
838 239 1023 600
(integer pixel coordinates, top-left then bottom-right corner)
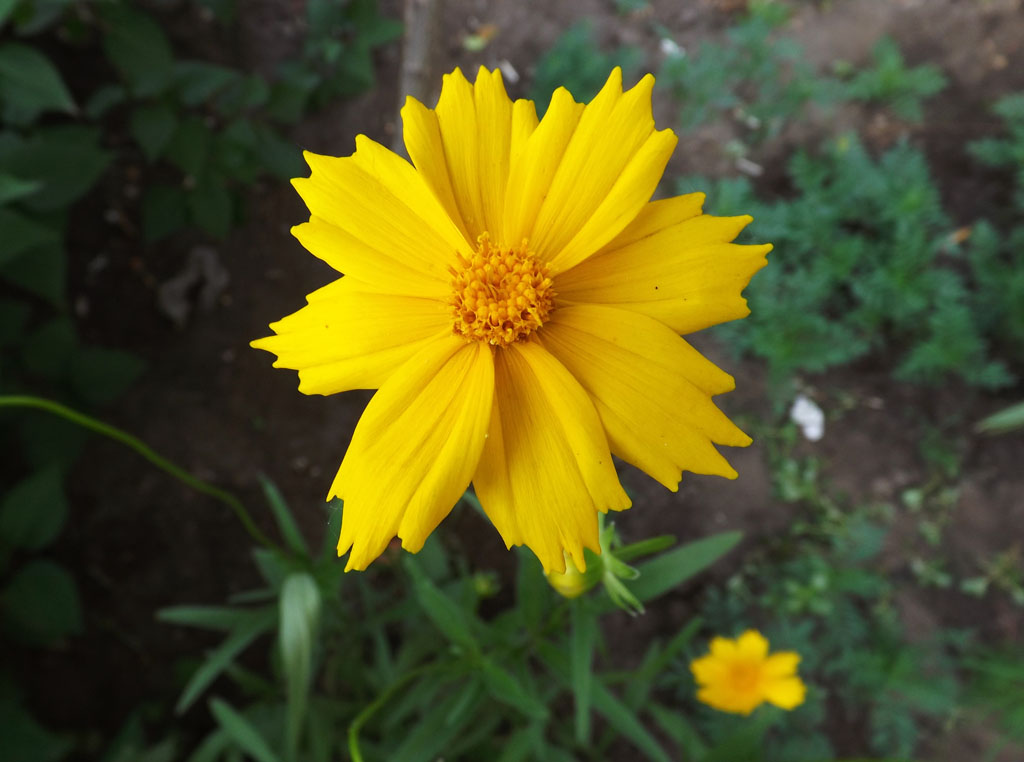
15 0 1024 759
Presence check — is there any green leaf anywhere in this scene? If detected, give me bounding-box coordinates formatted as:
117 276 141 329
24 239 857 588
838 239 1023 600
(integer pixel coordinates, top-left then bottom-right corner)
101 5 175 97
208 698 281 762
0 208 58 267
157 605 273 631
175 609 275 713
165 116 212 177
0 43 75 126
407 558 480 651
977 402 1024 434
0 696 73 762
69 346 145 405
2 242 65 306
279 573 320 756
0 0 20 28
174 60 239 107
480 660 548 720
570 601 596 743
0 298 30 346
624 531 742 604
141 184 188 243
187 176 233 238
84 84 127 119
648 703 708 759
0 126 111 212
0 174 42 205
259 475 308 555
0 465 68 551
2 560 82 645
130 103 178 163
20 317 75 378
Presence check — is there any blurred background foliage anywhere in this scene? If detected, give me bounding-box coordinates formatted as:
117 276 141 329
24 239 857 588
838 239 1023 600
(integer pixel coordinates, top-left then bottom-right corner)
2 0 1023 760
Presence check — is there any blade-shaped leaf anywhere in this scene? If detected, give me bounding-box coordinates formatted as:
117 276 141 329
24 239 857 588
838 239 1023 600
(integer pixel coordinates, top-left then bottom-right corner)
208 698 281 762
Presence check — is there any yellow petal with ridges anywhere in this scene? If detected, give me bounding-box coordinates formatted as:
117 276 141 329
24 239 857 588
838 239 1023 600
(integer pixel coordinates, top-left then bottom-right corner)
473 341 630 573
292 216 447 298
602 193 706 250
528 70 667 264
503 87 584 249
557 208 770 334
548 128 677 274
331 337 495 570
292 138 469 284
540 305 750 489
472 67 514 240
250 279 449 394
433 68 487 240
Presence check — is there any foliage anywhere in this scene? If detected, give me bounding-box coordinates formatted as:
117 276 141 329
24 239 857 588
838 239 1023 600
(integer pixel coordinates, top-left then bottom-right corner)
690 133 1014 391
656 5 944 145
152 484 742 762
529 21 644 114
0 0 397 755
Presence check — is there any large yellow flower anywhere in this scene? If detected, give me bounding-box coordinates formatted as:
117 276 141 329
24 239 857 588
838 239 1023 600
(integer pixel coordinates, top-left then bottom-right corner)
252 67 769 573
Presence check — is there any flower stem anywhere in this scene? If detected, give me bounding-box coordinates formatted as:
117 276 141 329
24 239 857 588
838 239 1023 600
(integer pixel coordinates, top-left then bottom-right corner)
0 394 275 550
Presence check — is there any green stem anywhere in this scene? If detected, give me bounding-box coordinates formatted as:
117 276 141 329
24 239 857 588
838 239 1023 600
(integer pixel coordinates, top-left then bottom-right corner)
348 663 442 762
0 394 275 550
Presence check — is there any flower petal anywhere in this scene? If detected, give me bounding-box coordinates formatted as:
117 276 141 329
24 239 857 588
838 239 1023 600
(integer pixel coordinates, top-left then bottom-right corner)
690 653 728 685
557 203 770 334
763 676 807 710
503 86 584 249
763 651 801 678
292 216 447 298
525 70 676 272
292 137 469 285
735 630 770 660
472 341 630 573
540 304 750 489
251 279 450 394
330 337 495 570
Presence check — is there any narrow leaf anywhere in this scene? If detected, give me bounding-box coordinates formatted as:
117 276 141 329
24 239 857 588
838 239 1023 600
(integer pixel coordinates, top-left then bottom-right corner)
208 698 281 762
260 475 309 555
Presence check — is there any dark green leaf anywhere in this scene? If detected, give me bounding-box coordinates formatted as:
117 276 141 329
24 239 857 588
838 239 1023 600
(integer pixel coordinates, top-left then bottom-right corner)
165 116 212 177
2 560 82 645
21 318 75 379
187 176 233 238
157 605 274 631
0 696 73 762
0 299 30 346
625 531 742 604
175 609 275 713
0 173 42 205
84 84 127 119
481 660 548 720
259 475 308 555
570 601 596 742
0 208 58 267
0 126 111 211
130 103 178 162
208 698 281 762
279 573 320 755
0 0 20 27
174 60 239 107
141 184 188 243
69 346 145 405
0 465 67 551
101 5 174 97
0 43 75 126
407 559 480 651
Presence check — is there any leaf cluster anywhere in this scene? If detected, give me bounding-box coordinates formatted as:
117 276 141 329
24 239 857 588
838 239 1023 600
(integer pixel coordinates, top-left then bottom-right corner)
140 487 742 762
698 133 1015 391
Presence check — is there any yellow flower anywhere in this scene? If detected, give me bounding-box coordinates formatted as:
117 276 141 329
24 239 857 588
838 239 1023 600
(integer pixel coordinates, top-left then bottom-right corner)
690 630 806 715
251 67 769 573
545 552 603 598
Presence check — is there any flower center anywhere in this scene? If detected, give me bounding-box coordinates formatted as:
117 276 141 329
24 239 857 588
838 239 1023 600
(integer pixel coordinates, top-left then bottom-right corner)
728 662 762 694
448 234 555 347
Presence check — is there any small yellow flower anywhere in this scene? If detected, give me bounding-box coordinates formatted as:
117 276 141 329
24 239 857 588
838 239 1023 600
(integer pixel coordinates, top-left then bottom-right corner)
252 67 769 573
690 630 806 715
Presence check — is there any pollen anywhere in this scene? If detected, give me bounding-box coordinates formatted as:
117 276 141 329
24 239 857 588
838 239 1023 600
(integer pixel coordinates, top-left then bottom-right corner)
448 234 555 346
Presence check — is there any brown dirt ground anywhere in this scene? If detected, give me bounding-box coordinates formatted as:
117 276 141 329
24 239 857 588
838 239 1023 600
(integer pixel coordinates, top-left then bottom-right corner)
18 0 1024 759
